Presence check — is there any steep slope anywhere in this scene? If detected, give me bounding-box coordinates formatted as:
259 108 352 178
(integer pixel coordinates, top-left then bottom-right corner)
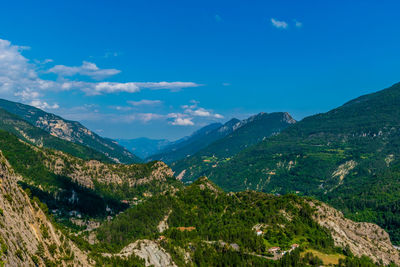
0 98 140 164
0 130 180 221
208 82 400 244
172 112 296 182
147 120 239 163
116 137 171 159
0 107 110 162
92 178 398 266
0 152 91 266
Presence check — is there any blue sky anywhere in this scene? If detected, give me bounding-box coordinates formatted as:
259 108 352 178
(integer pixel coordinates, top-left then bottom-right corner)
1 0 400 140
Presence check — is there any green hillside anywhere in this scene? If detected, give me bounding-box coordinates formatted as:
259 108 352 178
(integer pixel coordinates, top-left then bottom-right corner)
171 112 295 182
147 120 238 163
0 130 180 220
205 82 400 244
88 178 385 266
0 108 110 162
0 98 141 164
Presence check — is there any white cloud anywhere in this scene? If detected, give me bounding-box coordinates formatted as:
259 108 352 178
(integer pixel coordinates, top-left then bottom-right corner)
103 51 121 58
182 101 224 119
271 18 288 29
30 100 59 110
170 117 194 126
48 61 121 80
109 105 133 111
14 89 40 101
138 113 164 122
34 58 53 65
93 82 140 94
134 82 201 91
0 39 59 110
0 38 202 107
167 113 194 126
54 81 198 95
127 99 162 106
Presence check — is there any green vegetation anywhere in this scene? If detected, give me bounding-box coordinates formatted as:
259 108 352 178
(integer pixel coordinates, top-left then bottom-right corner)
172 112 295 182
91 178 365 266
0 130 127 219
0 98 141 164
206 82 400 244
0 107 111 162
147 121 232 163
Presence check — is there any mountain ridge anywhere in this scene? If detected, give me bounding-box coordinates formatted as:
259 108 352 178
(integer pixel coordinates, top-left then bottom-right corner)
204 82 400 244
171 112 296 182
0 98 141 164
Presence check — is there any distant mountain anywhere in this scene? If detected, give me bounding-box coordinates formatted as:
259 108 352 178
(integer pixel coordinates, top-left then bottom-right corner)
207 82 400 244
0 98 141 164
0 107 110 162
147 120 240 163
116 137 171 159
172 112 296 181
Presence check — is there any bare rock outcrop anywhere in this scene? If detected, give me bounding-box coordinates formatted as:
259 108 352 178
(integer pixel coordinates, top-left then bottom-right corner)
43 150 175 193
310 201 400 265
0 151 91 266
104 239 177 267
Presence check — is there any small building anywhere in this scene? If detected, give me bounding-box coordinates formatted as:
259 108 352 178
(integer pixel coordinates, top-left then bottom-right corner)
256 230 263 236
291 244 299 249
268 247 281 253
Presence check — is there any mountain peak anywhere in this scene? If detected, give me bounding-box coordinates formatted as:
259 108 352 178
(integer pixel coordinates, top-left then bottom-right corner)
282 112 296 124
0 98 141 164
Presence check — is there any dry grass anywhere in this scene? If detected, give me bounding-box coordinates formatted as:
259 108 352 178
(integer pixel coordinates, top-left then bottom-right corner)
301 249 345 265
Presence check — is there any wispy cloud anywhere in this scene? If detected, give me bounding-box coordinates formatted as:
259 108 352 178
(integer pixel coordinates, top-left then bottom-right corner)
182 100 223 119
171 117 194 126
59 81 200 95
0 38 202 109
271 18 288 29
48 61 121 80
103 51 121 58
294 20 303 28
127 99 162 106
30 100 59 110
167 113 194 126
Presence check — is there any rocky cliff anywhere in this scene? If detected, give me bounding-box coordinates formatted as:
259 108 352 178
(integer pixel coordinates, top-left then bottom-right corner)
310 200 400 265
0 152 91 266
43 149 175 190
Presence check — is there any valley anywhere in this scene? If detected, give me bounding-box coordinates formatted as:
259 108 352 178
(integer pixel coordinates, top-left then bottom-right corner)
0 85 400 266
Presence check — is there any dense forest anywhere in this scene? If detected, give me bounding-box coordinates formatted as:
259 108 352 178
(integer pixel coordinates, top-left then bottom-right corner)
89 178 394 266
205 82 400 245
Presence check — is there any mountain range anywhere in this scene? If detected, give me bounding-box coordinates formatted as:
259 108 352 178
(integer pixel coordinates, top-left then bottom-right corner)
0 99 141 164
146 120 239 163
0 83 400 266
203 82 400 245
171 112 296 181
116 137 172 159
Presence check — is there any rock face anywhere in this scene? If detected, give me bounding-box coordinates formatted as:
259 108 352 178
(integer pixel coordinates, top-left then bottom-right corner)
310 201 400 265
43 150 175 191
0 98 141 164
0 152 91 266
104 239 177 267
